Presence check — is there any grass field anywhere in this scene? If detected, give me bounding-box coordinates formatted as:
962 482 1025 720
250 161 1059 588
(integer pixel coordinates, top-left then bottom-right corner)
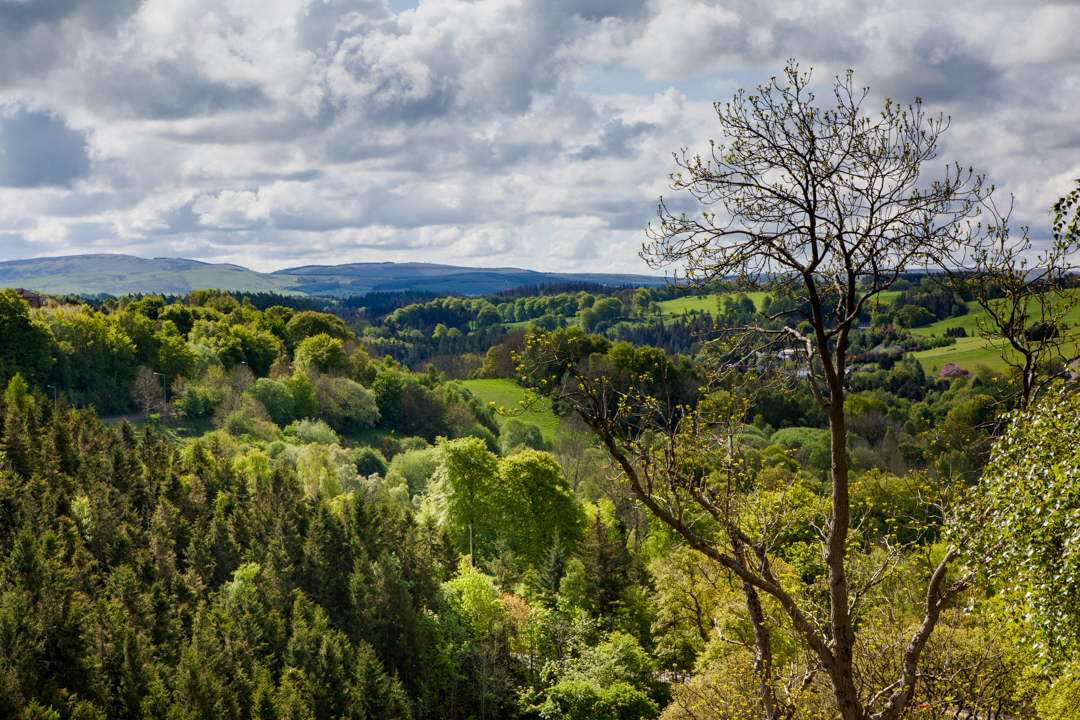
907 294 1080 373
460 378 562 443
656 291 769 316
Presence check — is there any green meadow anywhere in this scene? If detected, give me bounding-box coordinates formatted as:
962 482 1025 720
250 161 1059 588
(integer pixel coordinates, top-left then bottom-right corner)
460 378 562 443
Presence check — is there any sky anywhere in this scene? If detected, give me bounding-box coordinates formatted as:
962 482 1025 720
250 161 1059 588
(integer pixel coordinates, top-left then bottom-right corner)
0 0 1078 275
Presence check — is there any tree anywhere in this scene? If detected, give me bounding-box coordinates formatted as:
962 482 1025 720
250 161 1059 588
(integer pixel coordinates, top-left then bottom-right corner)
284 370 319 420
498 419 547 455
133 365 164 416
0 288 55 386
432 437 500 561
523 63 988 720
285 311 352 345
247 377 295 425
963 385 1080 688
295 334 348 374
314 376 380 432
496 449 584 566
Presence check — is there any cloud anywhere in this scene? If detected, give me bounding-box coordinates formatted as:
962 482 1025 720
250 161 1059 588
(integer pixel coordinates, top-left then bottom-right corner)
0 0 1077 275
0 106 91 188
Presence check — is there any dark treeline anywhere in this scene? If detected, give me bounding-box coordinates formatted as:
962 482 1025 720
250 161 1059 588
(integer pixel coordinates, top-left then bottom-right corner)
486 281 652 302
611 313 716 355
335 291 449 317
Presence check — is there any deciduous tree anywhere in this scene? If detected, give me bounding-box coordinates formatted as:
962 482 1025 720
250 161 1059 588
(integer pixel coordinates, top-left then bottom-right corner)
523 62 988 720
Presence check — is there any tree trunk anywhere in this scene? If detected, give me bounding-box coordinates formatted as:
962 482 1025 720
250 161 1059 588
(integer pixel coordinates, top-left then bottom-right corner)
826 389 864 720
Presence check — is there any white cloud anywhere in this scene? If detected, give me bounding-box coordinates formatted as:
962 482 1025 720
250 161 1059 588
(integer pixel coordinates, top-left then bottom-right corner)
0 0 1077 275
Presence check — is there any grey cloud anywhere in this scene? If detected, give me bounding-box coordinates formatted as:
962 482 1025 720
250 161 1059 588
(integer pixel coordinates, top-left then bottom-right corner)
0 107 90 188
88 62 271 121
0 0 139 87
573 119 657 161
547 0 649 22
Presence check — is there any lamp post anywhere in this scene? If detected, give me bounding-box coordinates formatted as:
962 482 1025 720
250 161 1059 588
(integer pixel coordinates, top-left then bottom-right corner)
153 372 166 418
46 384 57 411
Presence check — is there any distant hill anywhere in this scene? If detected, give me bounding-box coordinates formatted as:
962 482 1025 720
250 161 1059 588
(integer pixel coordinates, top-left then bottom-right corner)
0 255 304 297
0 254 668 297
274 261 669 296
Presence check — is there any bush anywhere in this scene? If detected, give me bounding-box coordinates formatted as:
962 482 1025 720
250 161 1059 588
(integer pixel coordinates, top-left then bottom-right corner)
247 378 295 425
291 418 339 445
768 427 827 451
316 377 380 432
499 419 547 455
295 334 348 373
939 362 969 379
352 446 387 477
386 447 438 495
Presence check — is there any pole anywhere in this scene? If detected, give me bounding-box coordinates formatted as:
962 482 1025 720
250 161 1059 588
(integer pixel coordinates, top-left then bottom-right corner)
46 385 57 411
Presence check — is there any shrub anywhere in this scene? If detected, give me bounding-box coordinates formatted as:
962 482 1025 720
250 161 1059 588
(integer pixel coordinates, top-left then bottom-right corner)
769 427 827 451
291 418 339 445
247 378 294 425
939 363 969 379
316 376 380 432
351 446 387 477
499 419 547 455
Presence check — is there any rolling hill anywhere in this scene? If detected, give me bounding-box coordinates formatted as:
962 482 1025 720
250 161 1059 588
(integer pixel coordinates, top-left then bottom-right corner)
0 254 669 297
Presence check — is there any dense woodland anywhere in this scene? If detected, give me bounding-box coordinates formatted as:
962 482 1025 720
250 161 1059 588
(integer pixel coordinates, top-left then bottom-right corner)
0 265 1078 720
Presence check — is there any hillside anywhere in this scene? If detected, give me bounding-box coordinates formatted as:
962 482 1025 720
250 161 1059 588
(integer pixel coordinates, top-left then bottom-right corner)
274 261 669 296
0 254 668 297
0 254 304 296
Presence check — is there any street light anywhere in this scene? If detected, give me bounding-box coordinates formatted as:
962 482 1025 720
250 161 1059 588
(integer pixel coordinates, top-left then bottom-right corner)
153 372 166 418
46 385 57 411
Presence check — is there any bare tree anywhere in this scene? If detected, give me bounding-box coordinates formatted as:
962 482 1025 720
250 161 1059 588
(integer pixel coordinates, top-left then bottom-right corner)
521 63 988 720
133 365 163 416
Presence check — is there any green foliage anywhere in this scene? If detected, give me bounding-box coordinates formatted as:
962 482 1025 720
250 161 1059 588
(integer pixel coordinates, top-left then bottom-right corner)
291 418 339 446
315 377 380 432
965 384 1080 662
592 297 624 323
432 436 500 559
1038 664 1080 720
352 446 388 478
247 377 295 425
285 311 352 344
386 448 437 495
0 290 55 387
295 334 348 374
499 419 547 454
768 426 827 450
284 370 319 420
531 633 661 720
498 449 584 566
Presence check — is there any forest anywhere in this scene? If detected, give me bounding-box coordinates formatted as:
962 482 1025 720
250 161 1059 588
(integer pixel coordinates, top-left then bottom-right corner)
3 66 1080 720
0 257 1078 719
